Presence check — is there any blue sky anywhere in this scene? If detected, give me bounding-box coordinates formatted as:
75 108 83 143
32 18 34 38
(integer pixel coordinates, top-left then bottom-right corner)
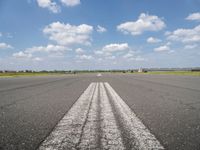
0 0 200 70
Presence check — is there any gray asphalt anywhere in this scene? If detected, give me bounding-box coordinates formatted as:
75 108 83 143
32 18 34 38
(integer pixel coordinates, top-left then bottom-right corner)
0 74 200 150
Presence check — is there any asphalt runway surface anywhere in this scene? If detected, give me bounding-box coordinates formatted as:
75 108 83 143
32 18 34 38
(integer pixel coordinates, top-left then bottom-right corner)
0 74 200 150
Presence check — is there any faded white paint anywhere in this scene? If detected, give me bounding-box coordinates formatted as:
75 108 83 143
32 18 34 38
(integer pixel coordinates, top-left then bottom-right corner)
38 82 164 150
38 83 96 149
99 83 125 149
105 82 164 149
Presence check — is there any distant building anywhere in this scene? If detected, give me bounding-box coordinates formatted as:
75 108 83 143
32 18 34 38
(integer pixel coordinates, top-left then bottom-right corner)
138 68 143 72
138 68 147 73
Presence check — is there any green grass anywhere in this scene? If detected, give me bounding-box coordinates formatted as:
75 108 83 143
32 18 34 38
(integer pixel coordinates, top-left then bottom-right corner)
0 72 66 77
136 71 200 76
1 71 200 77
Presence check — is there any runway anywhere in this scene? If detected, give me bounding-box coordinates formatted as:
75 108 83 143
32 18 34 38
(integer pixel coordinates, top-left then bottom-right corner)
0 74 200 150
39 82 163 149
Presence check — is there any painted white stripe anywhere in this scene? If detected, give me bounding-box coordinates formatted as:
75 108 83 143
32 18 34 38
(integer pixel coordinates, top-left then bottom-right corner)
38 83 96 149
38 82 164 150
104 82 164 149
99 82 125 149
77 82 99 149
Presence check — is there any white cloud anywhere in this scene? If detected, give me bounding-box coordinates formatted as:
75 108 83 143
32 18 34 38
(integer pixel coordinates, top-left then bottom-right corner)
61 0 80 7
13 51 32 58
0 42 13 49
97 25 107 33
102 43 129 53
77 54 93 60
166 42 171 46
32 57 43 61
13 51 44 61
164 31 171 36
37 0 60 13
94 50 104 55
94 43 130 60
13 44 68 61
167 25 200 43
123 52 134 58
122 51 145 61
117 13 166 35
131 56 146 61
94 44 143 62
154 45 170 52
25 44 68 54
75 48 85 54
0 32 2 37
186 12 200 21
43 22 93 46
106 56 116 60
184 44 198 49
147 37 162 43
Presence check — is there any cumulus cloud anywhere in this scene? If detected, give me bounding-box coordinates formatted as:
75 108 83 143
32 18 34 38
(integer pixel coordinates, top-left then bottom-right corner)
13 44 69 61
97 25 107 33
106 56 116 60
77 54 93 60
164 31 171 36
123 52 134 58
167 25 200 43
147 37 162 43
75 48 85 54
130 56 146 61
94 50 104 55
186 12 200 21
13 51 33 58
102 43 129 53
43 22 93 46
32 57 43 61
0 42 13 49
122 51 145 61
37 0 60 13
94 43 143 62
117 13 166 35
61 0 80 7
184 44 198 49
154 45 170 52
94 43 130 60
13 51 44 61
25 44 68 54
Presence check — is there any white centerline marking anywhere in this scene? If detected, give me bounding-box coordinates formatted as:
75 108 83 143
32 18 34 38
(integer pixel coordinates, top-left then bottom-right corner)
99 83 125 149
38 83 96 149
77 82 99 149
104 82 164 149
38 82 164 150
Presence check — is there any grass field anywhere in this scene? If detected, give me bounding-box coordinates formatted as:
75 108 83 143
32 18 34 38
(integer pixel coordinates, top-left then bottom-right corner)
136 71 200 76
0 72 66 77
0 71 200 77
